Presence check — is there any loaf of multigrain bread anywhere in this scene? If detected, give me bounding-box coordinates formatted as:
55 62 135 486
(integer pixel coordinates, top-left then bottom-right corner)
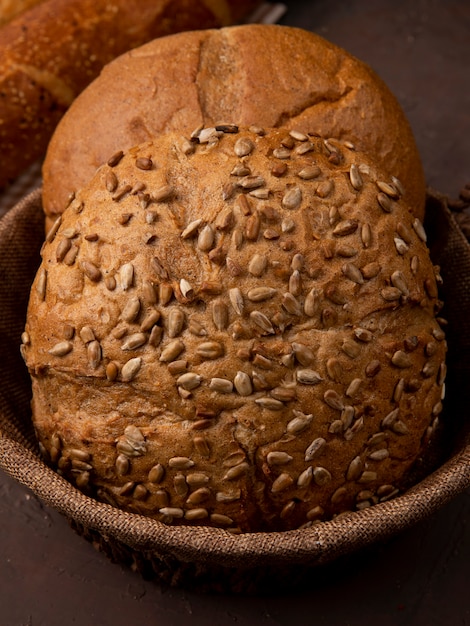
23 126 446 533
42 24 427 229
0 0 261 188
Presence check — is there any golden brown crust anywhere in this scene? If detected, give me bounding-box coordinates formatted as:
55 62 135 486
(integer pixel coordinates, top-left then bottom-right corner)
42 24 426 229
24 127 445 532
0 0 261 188
0 0 44 26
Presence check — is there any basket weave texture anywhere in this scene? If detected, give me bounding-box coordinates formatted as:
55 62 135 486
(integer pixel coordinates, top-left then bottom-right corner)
0 188 469 592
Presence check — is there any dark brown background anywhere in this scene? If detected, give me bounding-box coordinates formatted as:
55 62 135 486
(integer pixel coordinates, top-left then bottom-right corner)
1 1 469 624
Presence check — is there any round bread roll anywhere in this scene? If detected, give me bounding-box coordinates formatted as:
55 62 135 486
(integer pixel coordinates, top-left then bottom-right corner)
42 24 426 230
24 126 446 533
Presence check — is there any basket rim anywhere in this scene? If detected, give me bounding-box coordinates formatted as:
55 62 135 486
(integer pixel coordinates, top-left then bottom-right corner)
1 427 469 569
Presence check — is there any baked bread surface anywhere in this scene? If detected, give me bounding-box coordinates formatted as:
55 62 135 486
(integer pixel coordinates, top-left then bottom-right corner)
42 24 426 227
24 126 445 532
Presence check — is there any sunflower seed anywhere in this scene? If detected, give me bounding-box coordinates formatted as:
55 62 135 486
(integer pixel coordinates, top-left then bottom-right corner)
377 180 399 198
255 397 285 410
248 253 267 276
349 164 363 190
212 300 229 330
180 219 202 240
377 192 393 213
139 310 160 332
305 437 326 461
341 339 361 359
303 289 320 317
392 420 409 435
234 137 254 157
81 260 101 282
324 389 344 410
273 147 291 159
158 339 184 363
169 456 195 470
48 341 73 357
346 378 362 397
282 187 302 210
167 308 185 337
87 340 101 367
297 165 321 180
267 451 293 465
295 141 315 155
270 386 296 402
354 328 373 342
245 212 261 240
282 292 303 316
393 378 406 402
153 185 174 203
56 237 72 262
291 343 315 366
121 333 146 351
287 412 313 435
391 350 412 368
394 237 409 255
159 507 184 519
120 357 142 381
333 220 358 237
380 286 402 301
382 408 400 429
45 216 62 242
177 372 202 390
347 455 363 481
313 467 332 486
197 224 215 251
342 262 364 284
359 471 377 484
233 371 252 396
36 268 47 300
369 449 389 461
297 466 313 488
106 362 119 381
238 175 265 190
316 179 334 198
296 369 323 385
115 454 130 476
147 464 165 483
281 217 296 233
271 473 294 493
250 310 275 334
391 270 409 295
148 325 163 346
288 270 301 295
247 287 278 304
223 462 250 481
209 378 233 393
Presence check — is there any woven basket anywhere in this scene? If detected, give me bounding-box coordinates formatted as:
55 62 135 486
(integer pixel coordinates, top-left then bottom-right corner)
1 187 469 593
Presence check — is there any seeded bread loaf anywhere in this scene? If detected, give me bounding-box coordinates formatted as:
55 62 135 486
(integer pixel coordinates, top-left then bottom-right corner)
0 0 261 189
42 24 426 231
23 126 446 533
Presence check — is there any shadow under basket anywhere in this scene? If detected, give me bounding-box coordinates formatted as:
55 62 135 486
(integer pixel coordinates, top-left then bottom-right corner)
0 187 469 594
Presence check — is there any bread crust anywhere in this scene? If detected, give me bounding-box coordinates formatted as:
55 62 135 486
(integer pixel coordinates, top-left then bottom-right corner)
0 0 261 188
42 24 426 228
24 127 445 532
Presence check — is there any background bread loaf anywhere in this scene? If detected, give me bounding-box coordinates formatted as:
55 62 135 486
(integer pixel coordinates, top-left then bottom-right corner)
0 0 261 189
0 0 43 26
42 24 427 228
23 126 446 533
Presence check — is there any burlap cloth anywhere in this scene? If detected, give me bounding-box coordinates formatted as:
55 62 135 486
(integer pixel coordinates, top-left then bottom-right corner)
0 187 469 593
